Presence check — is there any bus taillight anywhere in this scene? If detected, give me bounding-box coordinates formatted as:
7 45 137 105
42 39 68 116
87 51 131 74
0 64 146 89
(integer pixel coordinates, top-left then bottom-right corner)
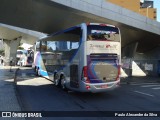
86 22 90 26
99 24 106 26
116 65 121 80
83 66 90 83
85 78 90 83
86 85 91 90
83 66 88 77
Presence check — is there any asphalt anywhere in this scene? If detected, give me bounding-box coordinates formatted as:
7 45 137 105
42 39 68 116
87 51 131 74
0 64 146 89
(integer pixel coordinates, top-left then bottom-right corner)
0 64 160 120
0 65 25 120
121 76 160 84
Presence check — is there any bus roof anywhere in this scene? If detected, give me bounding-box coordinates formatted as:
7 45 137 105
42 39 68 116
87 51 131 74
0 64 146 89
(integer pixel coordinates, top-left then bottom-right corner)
87 23 116 28
38 23 117 41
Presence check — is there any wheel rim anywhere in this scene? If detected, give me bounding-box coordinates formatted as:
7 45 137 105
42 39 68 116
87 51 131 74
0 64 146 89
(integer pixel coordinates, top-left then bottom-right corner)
55 79 59 86
38 69 40 76
54 74 59 86
36 68 39 76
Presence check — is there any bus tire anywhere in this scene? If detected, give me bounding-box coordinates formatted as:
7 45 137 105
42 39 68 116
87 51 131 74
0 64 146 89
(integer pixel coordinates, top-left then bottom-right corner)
36 68 38 76
55 79 61 87
54 73 61 87
34 66 36 72
36 67 40 76
20 62 22 67
60 75 67 91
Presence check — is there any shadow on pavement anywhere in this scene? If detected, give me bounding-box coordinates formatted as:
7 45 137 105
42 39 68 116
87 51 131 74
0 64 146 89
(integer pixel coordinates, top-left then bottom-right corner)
121 76 160 84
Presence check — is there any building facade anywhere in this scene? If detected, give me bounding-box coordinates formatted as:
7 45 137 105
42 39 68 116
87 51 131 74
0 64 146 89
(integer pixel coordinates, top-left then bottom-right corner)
107 0 157 20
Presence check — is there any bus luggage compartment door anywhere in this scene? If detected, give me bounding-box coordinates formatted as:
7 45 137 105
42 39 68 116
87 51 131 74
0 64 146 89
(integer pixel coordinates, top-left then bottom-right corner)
70 65 79 88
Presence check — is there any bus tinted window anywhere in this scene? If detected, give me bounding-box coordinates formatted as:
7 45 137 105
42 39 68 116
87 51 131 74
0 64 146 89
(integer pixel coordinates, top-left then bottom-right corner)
46 41 79 52
87 25 120 42
36 41 40 51
40 27 81 72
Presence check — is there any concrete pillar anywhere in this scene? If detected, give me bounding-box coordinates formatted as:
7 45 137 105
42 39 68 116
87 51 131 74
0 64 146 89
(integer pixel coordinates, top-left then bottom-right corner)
122 42 138 58
3 37 21 66
122 42 139 77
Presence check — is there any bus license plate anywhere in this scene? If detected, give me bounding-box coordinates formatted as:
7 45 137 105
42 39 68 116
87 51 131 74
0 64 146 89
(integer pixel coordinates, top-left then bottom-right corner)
101 85 108 88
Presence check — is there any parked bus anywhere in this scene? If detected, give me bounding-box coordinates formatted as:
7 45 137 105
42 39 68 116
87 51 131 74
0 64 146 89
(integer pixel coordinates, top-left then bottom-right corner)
17 49 33 66
33 23 121 93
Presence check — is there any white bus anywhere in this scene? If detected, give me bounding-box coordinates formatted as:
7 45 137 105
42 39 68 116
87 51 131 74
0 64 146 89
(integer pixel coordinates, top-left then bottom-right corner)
17 49 33 66
33 23 121 93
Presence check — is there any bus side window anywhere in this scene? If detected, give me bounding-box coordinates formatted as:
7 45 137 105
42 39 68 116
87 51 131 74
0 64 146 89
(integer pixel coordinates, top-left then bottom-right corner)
36 42 40 51
41 41 47 52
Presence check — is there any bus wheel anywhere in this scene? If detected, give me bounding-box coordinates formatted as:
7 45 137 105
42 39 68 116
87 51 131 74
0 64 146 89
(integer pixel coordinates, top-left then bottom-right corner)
38 69 41 76
34 66 36 72
36 68 40 76
61 77 67 91
54 73 60 87
61 79 67 91
36 68 38 76
55 79 61 87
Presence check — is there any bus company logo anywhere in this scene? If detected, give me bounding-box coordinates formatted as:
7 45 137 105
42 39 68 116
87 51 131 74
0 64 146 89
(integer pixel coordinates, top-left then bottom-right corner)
89 44 104 49
89 44 118 50
106 44 111 48
106 44 117 50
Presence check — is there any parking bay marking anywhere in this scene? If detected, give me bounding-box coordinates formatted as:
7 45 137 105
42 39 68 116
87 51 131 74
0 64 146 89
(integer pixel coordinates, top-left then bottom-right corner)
130 83 160 90
134 90 154 97
141 85 160 88
131 83 158 86
152 87 160 90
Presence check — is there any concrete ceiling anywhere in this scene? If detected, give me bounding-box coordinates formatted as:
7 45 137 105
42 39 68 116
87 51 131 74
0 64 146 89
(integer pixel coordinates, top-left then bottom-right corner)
0 26 22 40
0 0 160 53
0 23 47 44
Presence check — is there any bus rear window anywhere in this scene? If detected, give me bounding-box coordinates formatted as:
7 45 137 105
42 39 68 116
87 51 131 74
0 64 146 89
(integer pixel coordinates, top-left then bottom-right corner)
87 25 120 42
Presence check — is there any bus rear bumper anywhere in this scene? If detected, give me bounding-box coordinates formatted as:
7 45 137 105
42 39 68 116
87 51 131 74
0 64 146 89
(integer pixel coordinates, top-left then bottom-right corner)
81 80 120 93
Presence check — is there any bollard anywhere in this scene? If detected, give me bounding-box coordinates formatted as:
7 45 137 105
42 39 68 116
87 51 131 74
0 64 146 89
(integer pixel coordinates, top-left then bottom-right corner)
14 68 20 86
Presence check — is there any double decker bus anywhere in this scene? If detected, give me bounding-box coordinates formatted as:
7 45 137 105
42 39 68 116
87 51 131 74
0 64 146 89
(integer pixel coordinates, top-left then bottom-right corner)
33 23 121 93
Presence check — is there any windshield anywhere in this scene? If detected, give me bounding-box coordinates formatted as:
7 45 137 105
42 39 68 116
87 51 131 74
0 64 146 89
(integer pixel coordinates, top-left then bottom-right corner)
17 51 23 55
87 25 120 42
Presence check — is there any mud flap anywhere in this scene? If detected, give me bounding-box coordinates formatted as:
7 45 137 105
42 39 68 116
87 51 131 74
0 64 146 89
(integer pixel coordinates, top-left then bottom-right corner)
70 65 79 88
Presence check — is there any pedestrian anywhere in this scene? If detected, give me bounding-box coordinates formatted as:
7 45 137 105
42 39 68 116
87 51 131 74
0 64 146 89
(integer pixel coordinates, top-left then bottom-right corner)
1 59 3 65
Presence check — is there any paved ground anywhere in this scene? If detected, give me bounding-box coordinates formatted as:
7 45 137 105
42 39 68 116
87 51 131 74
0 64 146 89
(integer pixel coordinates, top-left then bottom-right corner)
121 76 160 84
15 67 160 120
1 65 160 120
0 65 25 120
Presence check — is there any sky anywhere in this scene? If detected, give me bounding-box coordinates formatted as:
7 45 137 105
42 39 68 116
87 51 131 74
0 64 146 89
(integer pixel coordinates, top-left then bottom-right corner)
153 0 160 22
